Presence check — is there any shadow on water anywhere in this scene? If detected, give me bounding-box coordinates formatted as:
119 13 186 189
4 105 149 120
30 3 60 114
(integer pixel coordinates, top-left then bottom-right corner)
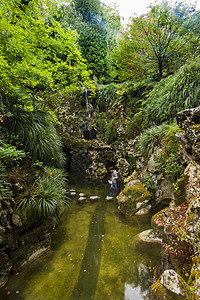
0 178 162 300
71 200 106 300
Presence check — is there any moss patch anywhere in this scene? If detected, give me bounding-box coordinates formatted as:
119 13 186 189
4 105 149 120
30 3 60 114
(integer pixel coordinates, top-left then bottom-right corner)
118 181 152 215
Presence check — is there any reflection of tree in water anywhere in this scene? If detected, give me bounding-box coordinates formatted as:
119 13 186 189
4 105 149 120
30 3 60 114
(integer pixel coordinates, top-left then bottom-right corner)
129 263 154 294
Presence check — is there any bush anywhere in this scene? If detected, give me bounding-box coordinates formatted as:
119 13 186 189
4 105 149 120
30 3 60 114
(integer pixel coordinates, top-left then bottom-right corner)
157 124 185 181
5 108 65 168
145 58 200 126
105 119 118 144
138 123 185 181
125 111 144 139
95 112 106 138
15 167 69 224
97 83 119 110
137 123 170 157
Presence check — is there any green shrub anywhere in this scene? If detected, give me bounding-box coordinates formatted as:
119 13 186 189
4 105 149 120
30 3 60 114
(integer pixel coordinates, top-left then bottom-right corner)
95 112 106 138
137 123 170 157
105 119 118 144
157 124 185 181
15 167 69 224
5 108 65 168
145 58 200 126
125 111 144 139
97 83 119 110
0 144 25 165
138 123 184 181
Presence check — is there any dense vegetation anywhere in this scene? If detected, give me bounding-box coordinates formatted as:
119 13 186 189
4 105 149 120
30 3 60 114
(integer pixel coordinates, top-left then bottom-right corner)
1 0 200 225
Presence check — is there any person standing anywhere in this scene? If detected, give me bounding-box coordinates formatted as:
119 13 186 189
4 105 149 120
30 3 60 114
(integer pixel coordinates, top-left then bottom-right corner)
109 167 119 196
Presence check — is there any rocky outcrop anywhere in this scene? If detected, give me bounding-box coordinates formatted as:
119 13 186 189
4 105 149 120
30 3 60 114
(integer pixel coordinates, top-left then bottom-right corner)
149 269 197 299
118 179 152 215
0 208 53 288
176 106 200 165
149 106 200 299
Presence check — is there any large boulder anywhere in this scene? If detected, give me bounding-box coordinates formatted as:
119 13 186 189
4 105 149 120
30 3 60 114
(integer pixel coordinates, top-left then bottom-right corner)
149 269 196 300
118 180 152 215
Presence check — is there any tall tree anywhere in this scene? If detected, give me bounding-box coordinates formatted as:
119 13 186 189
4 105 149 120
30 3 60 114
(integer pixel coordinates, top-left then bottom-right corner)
60 0 121 82
111 1 200 81
0 0 94 106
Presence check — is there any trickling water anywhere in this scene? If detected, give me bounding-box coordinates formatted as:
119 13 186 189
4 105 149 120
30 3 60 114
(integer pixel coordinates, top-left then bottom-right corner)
0 180 161 300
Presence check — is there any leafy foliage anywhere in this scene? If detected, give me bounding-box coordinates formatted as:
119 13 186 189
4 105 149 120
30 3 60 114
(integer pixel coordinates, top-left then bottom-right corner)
62 0 121 82
137 123 170 157
105 119 118 144
4 107 65 168
145 58 200 126
138 123 184 181
0 0 94 102
15 167 68 224
95 112 106 138
111 1 200 81
97 83 119 110
157 124 185 180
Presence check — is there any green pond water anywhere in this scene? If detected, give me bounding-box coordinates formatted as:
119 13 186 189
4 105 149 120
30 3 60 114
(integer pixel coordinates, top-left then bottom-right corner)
0 179 161 300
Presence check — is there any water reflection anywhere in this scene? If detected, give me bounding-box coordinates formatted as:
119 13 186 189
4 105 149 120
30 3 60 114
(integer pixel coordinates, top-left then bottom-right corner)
0 180 161 300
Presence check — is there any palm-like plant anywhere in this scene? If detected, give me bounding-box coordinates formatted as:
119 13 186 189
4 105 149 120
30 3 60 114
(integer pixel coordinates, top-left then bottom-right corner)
5 108 65 168
15 167 69 224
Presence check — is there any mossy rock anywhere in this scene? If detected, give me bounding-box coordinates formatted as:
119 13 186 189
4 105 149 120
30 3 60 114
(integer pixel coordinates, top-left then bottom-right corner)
149 274 197 300
118 181 152 215
174 175 189 206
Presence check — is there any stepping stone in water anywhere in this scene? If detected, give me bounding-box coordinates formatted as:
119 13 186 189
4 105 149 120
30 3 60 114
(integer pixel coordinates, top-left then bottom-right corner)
79 193 85 197
77 197 86 204
106 196 113 201
90 196 99 201
70 192 76 197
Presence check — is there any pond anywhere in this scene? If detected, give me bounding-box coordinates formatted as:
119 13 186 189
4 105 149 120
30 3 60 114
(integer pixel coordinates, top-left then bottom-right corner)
0 179 161 300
